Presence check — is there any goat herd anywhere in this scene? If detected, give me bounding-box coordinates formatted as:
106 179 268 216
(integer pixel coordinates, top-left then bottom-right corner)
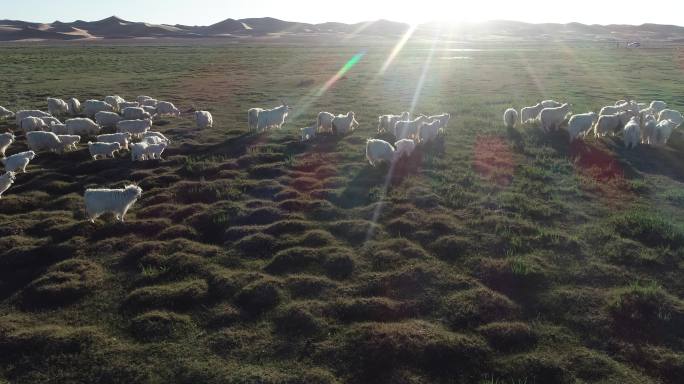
0 95 680 223
503 99 683 148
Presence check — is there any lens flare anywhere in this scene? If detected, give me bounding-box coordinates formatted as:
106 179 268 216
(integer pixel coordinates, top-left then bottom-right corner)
315 52 365 97
379 24 417 74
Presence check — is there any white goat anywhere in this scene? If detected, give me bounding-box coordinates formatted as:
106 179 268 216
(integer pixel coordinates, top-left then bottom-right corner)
0 133 14 157
26 131 63 153
503 108 518 128
122 107 151 121
0 106 14 119
20 117 47 132
82 100 114 117
650 100 667 115
104 95 125 112
641 115 657 145
142 131 170 144
520 103 543 124
117 119 152 139
654 120 677 146
57 135 81 151
47 97 69 115
541 100 563 108
317 112 335 133
130 142 149 161
119 101 139 110
418 120 442 143
539 103 571 132
0 171 15 199
88 142 121 160
95 111 122 128
145 142 167 160
394 139 416 160
50 123 68 135
67 98 81 116
394 116 428 140
428 113 451 130
256 104 291 132
300 126 316 141
594 111 632 137
248 108 263 131
156 101 180 117
658 109 683 128
66 118 101 136
366 139 395 167
195 111 213 129
378 112 410 134
84 184 142 222
332 111 359 135
567 112 597 142
15 110 52 127
2 151 36 173
623 117 641 149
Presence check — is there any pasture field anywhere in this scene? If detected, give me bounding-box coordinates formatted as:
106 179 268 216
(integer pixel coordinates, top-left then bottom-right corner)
1 40 684 383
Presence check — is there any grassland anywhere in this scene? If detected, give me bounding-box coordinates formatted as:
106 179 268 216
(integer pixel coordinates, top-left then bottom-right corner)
1 39 684 383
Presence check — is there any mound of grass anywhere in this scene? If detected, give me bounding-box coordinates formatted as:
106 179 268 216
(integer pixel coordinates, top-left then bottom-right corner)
333 320 491 380
130 310 194 341
124 279 209 311
207 303 242 328
233 232 278 258
173 180 241 204
475 256 550 296
476 321 538 352
327 297 417 323
442 287 519 328
234 278 282 315
495 353 574 384
327 220 383 243
608 281 684 340
612 211 684 249
431 235 472 261
273 303 324 337
323 250 355 280
264 247 325 275
284 275 337 298
22 259 104 306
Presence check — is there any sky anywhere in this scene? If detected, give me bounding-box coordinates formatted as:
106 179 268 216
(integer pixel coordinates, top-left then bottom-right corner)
1 0 683 26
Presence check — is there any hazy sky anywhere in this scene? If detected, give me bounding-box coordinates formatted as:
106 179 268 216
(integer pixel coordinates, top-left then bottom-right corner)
2 0 683 26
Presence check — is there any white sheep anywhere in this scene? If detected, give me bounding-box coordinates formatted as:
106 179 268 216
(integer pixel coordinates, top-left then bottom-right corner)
142 106 157 116
428 113 451 130
145 142 167 160
142 131 170 144
57 135 81 151
26 131 63 153
0 106 14 119
2 151 36 173
0 133 15 157
395 116 429 140
658 109 683 128
95 111 122 128
130 142 149 161
394 139 416 160
50 123 69 135
41 116 62 126
539 103 571 132
0 171 15 199
141 99 159 107
615 100 627 106
541 100 563 108
156 101 180 117
600 102 631 116
248 108 263 131
104 95 125 112
256 104 291 132
378 112 410 134
84 184 142 223
122 107 151 121
317 111 335 133
143 136 165 145
66 118 101 136
650 100 667 115
47 97 69 115
623 116 641 149
641 115 657 145
82 100 114 117
20 117 47 132
300 126 316 141
594 111 632 137
503 108 518 128
119 101 139 110
88 141 121 160
366 139 395 167
332 111 359 135
520 103 543 124
117 119 152 139
418 120 442 143
137 96 153 104
567 112 597 142
15 110 52 127
654 120 677 146
67 98 81 116
97 132 132 150
195 111 213 129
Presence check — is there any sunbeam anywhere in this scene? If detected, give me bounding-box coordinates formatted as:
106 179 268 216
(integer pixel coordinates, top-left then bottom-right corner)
315 52 365 97
378 24 417 75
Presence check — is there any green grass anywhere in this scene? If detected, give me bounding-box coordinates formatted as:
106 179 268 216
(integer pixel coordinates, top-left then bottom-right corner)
1 40 684 383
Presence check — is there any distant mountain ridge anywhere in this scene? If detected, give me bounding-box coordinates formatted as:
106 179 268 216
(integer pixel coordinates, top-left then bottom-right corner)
1 15 684 42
